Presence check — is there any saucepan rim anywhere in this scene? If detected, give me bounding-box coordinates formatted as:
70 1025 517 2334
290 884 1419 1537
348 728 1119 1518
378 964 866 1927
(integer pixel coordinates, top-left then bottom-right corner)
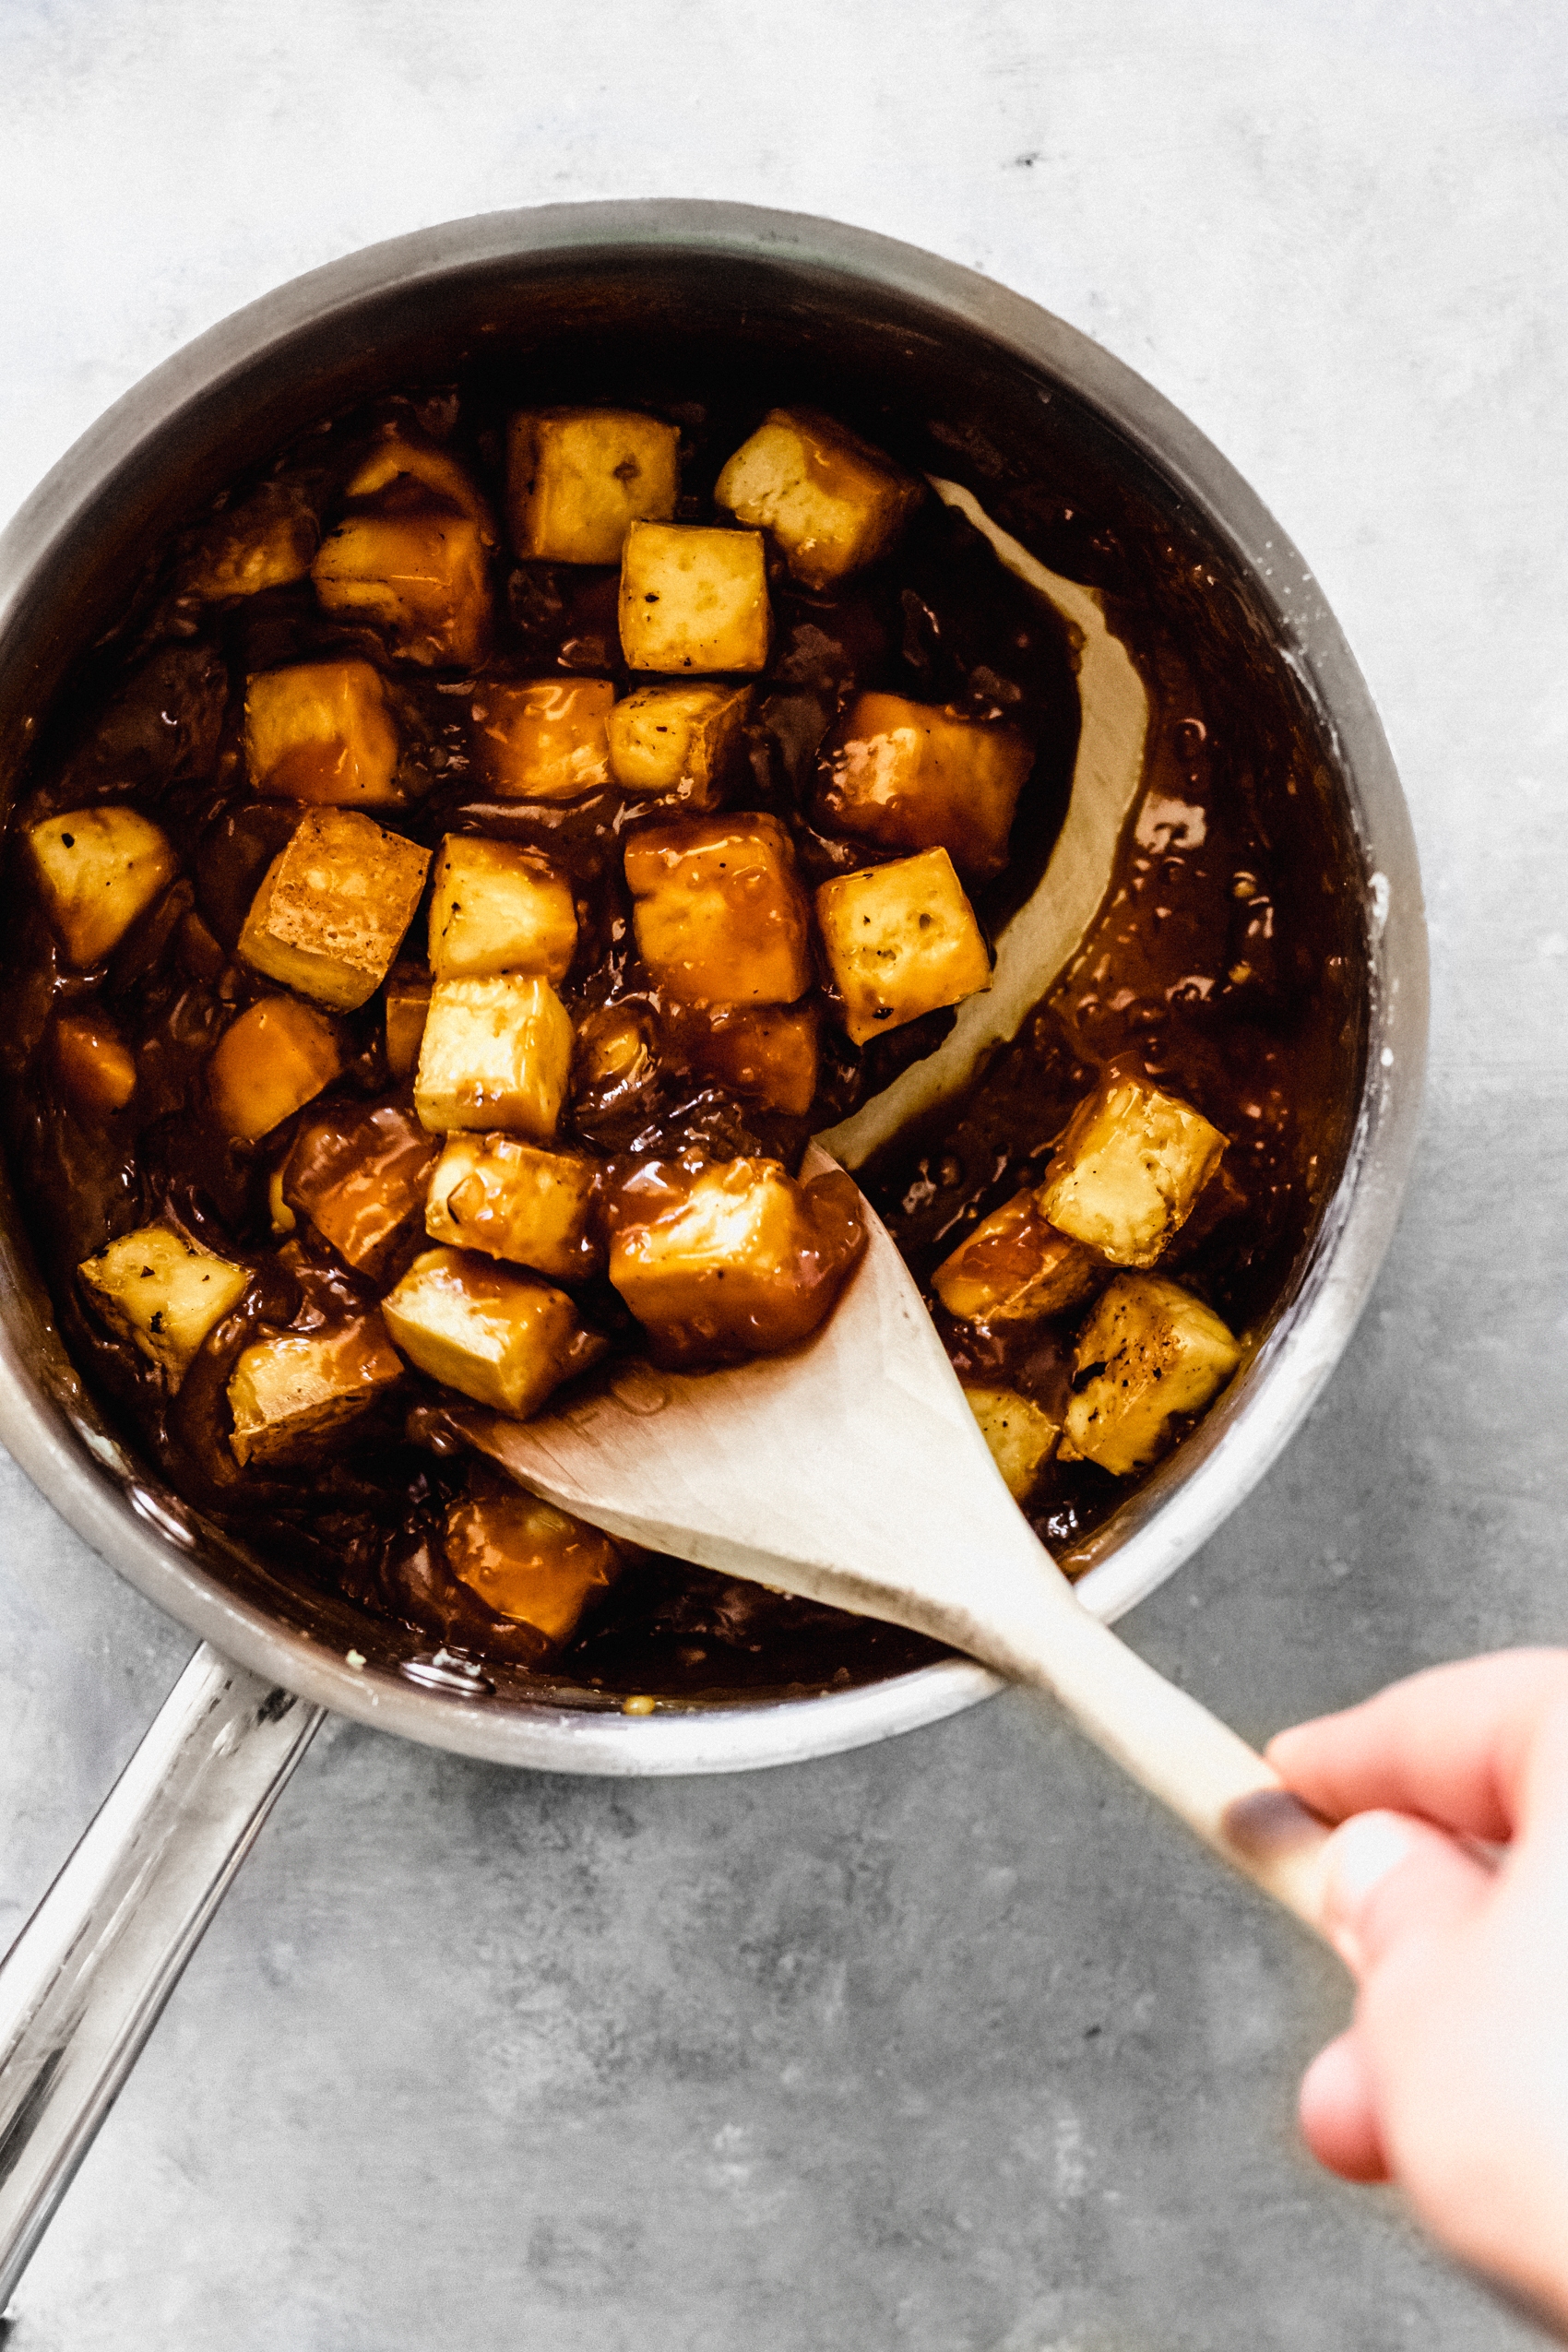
0 199 1428 1774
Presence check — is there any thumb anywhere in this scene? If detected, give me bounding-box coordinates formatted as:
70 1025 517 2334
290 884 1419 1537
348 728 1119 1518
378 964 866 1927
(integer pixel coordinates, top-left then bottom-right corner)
1320 1810 1494 1978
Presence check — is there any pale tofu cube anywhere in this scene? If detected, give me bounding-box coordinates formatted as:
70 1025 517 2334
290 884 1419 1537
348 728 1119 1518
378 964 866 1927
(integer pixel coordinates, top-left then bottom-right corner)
1036 1075 1227 1269
236 808 431 1012
428 835 576 983
381 1246 606 1418
608 1157 865 1364
283 1100 440 1277
53 1013 137 1119
624 814 811 1006
932 1189 1101 1324
244 659 401 806
714 408 922 588
227 1316 404 1466
964 1387 1061 1500
618 522 771 674
208 996 344 1143
1061 1274 1241 1476
413 975 575 1139
605 683 752 808
660 1000 820 1117
506 408 680 565
346 428 496 535
444 1487 621 1645
78 1224 249 1384
312 508 492 668
814 847 992 1046
470 679 614 802
383 962 432 1082
814 692 1033 881
425 1135 600 1280
184 481 317 600
27 807 179 968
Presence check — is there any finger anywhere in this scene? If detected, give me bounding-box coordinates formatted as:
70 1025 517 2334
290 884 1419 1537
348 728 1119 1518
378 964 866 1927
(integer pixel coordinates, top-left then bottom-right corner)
1266 1651 1568 1841
1298 2031 1389 2182
1320 1809 1493 1976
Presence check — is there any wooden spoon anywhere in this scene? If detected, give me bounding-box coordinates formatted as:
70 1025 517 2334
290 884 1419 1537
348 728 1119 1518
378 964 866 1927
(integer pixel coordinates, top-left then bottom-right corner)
469 1148 1335 1935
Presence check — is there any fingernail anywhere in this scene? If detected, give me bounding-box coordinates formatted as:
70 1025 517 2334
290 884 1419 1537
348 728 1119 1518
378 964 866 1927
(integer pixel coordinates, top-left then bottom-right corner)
1322 1812 1421 1970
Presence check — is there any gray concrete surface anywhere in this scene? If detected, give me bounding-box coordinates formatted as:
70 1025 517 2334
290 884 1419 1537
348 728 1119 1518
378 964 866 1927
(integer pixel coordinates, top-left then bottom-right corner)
2 2 1565 2344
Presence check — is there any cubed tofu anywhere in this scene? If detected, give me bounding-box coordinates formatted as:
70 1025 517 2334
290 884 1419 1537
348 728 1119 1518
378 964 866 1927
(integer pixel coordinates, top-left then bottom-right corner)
1061 1274 1241 1476
618 522 771 674
814 692 1033 882
506 408 680 565
78 1224 249 1384
244 659 401 806
346 427 496 535
714 408 923 588
964 1387 1061 1500
184 481 317 600
659 999 820 1117
932 1189 1100 1324
384 962 433 1083
236 808 431 1012
428 835 577 983
208 996 344 1143
608 1157 865 1365
425 1135 600 1281
227 1316 404 1466
26 807 179 968
624 813 812 1005
283 1100 441 1278
413 975 575 1139
605 683 752 809
814 847 991 1046
444 1487 621 1645
53 1012 137 1120
1036 1075 1227 1270
312 508 492 668
381 1245 606 1418
469 679 614 802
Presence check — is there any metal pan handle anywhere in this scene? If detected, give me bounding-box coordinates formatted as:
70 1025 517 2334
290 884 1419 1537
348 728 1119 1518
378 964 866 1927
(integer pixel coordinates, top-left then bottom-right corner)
0 1643 322 2308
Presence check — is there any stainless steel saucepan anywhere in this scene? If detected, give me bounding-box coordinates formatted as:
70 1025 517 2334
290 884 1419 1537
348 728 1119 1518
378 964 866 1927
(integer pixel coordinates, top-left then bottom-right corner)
0 201 1427 2302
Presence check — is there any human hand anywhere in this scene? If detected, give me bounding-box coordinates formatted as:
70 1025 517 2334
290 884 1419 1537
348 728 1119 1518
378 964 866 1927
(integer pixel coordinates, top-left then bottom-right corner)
1267 1650 1568 2334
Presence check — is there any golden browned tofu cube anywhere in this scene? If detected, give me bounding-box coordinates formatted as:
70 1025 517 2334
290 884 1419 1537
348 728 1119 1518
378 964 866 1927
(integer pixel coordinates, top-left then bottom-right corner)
237 808 431 1012
381 1246 605 1418
470 679 614 802
608 1157 864 1365
53 1012 137 1119
244 660 401 806
283 1100 440 1278
814 847 991 1046
932 1189 1100 1324
964 1387 1061 1500
445 1486 621 1645
27 807 179 968
228 1316 404 1466
624 814 811 1005
208 996 344 1143
312 508 492 668
427 834 576 984
185 481 317 600
605 683 752 808
384 962 432 1083
714 409 922 588
346 427 496 534
425 1135 600 1280
618 522 771 673
506 408 680 565
660 1000 820 1117
78 1224 249 1384
1036 1075 1227 1270
413 975 575 1139
1061 1274 1241 1476
814 692 1033 882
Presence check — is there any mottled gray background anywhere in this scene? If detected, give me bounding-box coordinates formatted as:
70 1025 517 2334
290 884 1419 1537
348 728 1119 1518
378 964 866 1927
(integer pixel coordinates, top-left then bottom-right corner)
2 3 1565 2345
